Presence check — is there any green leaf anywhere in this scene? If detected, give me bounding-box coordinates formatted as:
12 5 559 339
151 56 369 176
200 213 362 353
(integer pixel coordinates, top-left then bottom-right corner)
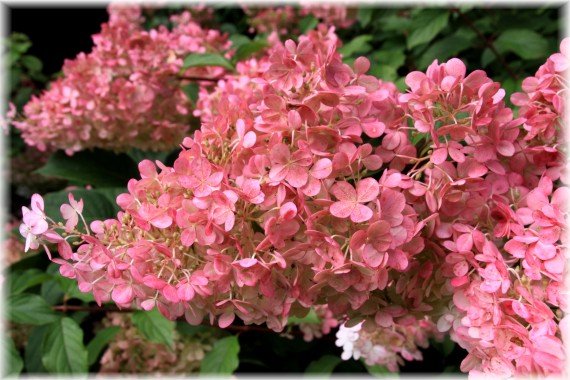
431 336 456 358
234 41 268 62
56 276 95 302
418 34 472 69
358 8 373 28
229 34 251 50
305 355 342 374
126 148 171 166
7 293 61 325
339 35 373 57
35 149 139 187
182 53 235 71
200 335 240 374
21 55 43 73
288 308 320 325
494 29 549 59
41 318 88 374
4 336 24 376
182 82 200 103
8 268 52 295
132 309 175 350
86 326 120 366
365 363 392 377
299 15 319 34
25 326 48 373
43 188 122 228
407 10 450 49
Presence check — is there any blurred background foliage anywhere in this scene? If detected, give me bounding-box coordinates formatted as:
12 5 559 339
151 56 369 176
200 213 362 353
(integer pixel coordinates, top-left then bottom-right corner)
3 3 562 377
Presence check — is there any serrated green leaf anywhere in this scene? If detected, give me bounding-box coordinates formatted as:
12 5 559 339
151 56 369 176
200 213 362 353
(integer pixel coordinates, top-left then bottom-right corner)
41 318 88 374
25 326 48 373
234 41 268 62
35 149 138 187
7 293 61 325
494 29 549 59
200 335 240 374
299 15 319 34
339 35 373 57
182 53 235 71
305 355 341 374
132 309 175 350
481 47 495 68
4 336 24 376
407 10 450 49
8 268 52 295
86 326 121 366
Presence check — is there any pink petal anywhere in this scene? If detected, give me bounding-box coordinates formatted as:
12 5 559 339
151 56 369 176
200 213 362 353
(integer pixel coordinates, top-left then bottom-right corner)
310 158 333 179
330 200 355 219
218 311 235 328
112 284 133 304
356 178 379 203
351 204 374 223
331 181 357 202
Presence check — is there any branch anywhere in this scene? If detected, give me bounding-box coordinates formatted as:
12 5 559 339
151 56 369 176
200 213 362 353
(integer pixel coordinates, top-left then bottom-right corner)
450 7 518 81
51 304 312 336
178 75 219 82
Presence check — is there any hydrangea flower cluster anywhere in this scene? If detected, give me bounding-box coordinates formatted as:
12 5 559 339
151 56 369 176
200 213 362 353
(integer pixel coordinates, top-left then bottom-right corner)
244 5 355 38
19 19 568 377
12 5 230 155
99 313 221 374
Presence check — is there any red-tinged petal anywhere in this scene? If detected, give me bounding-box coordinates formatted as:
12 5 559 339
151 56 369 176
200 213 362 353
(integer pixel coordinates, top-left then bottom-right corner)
467 162 488 178
141 299 155 311
405 71 427 92
190 274 208 286
357 178 379 203
362 121 385 138
445 58 466 78
431 147 448 164
330 200 355 219
185 306 205 325
143 275 167 290
286 165 309 188
269 164 288 182
162 284 179 303
207 172 224 187
270 143 290 164
279 202 297 220
456 233 473 252
218 311 235 328
311 158 332 179
58 240 72 260
150 214 172 229
362 244 385 268
331 181 357 202
31 193 45 213
497 141 515 157
354 56 370 75
243 131 256 148
139 160 157 179
191 157 211 178
112 284 133 304
181 228 196 246
237 258 258 268
177 283 195 301
350 204 374 223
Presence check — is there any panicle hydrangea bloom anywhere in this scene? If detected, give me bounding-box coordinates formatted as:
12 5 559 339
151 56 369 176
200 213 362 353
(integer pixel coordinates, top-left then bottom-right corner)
12 5 230 155
99 312 221 374
19 17 569 377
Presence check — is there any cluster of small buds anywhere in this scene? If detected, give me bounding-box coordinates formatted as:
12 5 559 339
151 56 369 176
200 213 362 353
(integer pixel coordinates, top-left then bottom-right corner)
335 319 443 372
12 5 230 155
99 313 221 374
296 305 340 342
19 13 568 376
